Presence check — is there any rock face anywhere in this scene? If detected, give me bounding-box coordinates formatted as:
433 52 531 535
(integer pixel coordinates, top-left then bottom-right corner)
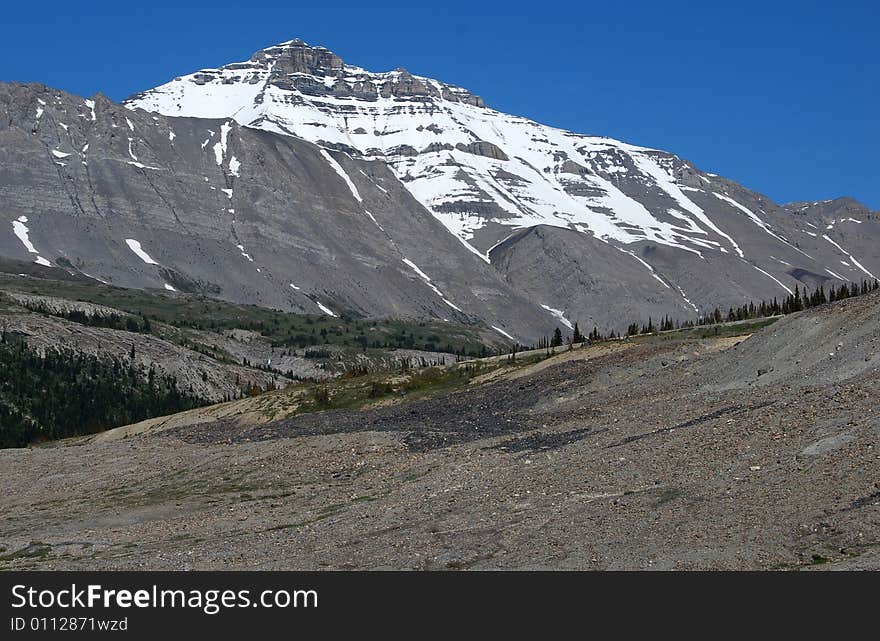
0 82 548 342
1 38 879 340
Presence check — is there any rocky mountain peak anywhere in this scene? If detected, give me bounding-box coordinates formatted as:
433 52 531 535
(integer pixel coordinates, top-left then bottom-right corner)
253 39 345 76
133 38 486 109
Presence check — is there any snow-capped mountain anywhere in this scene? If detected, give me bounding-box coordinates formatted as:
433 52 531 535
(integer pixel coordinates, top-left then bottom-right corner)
0 80 556 342
126 40 880 313
127 40 756 260
1 39 878 342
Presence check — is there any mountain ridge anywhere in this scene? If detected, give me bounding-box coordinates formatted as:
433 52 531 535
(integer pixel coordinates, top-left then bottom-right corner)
125 40 879 266
1 39 879 340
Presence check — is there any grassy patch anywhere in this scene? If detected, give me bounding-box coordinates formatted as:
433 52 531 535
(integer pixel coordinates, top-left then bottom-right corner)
616 318 779 347
287 360 500 418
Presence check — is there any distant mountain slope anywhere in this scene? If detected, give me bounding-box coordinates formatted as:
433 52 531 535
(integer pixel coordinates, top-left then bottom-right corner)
0 82 550 341
125 40 880 320
1 39 878 340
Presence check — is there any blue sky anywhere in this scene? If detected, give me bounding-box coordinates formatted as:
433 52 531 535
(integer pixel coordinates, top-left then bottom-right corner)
2 0 877 207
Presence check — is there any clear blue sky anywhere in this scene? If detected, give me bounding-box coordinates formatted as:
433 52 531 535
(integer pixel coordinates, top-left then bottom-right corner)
2 0 877 207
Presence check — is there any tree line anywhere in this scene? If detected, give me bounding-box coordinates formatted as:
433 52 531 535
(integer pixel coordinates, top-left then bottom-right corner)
531 279 880 349
0 337 205 448
21 302 153 334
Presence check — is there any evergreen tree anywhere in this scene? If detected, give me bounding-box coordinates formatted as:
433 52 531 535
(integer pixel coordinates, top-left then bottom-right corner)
572 322 584 344
0 342 206 448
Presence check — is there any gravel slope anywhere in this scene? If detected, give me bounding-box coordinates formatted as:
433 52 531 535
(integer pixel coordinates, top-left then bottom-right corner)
1 298 878 570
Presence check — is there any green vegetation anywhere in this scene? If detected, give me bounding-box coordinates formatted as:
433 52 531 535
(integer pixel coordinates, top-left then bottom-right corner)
17 302 152 334
0 338 206 448
291 353 547 417
0 272 504 448
536 279 880 349
2 269 874 449
0 274 493 357
635 317 780 341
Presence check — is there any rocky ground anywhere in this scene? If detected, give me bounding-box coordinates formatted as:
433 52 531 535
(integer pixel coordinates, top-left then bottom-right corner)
1 296 879 570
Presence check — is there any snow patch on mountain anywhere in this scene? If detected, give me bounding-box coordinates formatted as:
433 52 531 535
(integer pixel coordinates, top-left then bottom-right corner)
622 249 671 290
214 121 232 166
491 326 516 341
540 304 573 330
11 216 51 265
748 262 793 295
320 149 362 202
822 235 876 279
315 300 337 317
125 239 159 265
236 244 254 262
126 161 162 170
11 217 51 266
402 258 463 312
713 192 785 242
